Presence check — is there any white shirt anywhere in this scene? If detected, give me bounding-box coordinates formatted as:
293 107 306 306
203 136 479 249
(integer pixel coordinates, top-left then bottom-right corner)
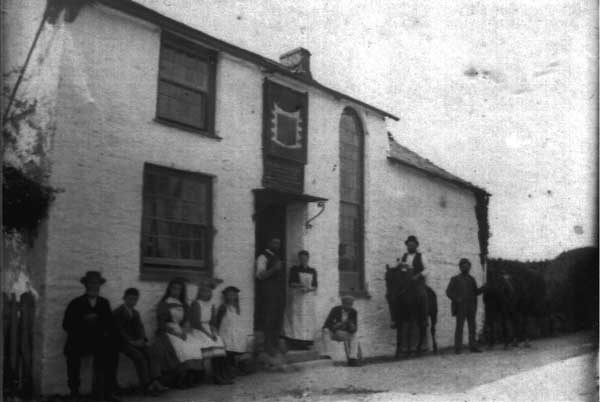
404 252 428 272
255 249 274 279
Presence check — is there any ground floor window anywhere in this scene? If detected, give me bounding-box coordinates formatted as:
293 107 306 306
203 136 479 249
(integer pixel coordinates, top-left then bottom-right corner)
140 163 213 278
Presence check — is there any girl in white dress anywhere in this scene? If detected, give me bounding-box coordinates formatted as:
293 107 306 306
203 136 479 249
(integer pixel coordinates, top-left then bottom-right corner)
216 286 248 375
190 282 232 385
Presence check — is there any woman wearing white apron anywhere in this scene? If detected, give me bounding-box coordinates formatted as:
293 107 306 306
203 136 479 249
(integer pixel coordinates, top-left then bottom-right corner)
282 250 318 349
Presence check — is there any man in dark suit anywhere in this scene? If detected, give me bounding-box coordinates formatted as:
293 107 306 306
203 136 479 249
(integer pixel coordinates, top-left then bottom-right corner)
113 288 167 395
62 271 119 401
255 237 286 356
321 295 360 366
446 258 485 354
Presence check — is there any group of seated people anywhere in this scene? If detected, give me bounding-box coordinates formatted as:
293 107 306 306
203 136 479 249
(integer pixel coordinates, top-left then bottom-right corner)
62 272 248 401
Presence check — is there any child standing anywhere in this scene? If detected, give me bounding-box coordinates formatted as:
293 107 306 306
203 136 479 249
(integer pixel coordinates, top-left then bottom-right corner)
216 286 247 375
189 282 232 385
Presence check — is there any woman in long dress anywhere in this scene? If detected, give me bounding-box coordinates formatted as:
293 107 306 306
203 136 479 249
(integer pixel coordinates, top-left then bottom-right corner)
153 278 204 387
282 250 318 349
189 282 232 385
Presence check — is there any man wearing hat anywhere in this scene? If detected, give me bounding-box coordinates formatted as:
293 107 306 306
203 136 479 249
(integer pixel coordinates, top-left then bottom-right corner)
320 295 360 366
62 271 120 401
446 258 485 354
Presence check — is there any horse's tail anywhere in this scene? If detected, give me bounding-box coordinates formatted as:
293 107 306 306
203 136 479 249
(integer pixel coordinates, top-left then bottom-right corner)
425 286 438 325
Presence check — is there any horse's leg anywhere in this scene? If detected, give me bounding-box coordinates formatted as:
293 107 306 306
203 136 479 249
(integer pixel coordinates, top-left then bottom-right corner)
416 320 426 355
501 311 509 349
430 316 438 354
395 321 402 359
405 320 413 357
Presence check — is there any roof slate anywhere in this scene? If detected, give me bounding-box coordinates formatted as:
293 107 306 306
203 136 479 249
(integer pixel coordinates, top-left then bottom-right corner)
387 133 489 196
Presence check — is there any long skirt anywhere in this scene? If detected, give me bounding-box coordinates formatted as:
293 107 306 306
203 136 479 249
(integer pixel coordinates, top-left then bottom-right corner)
282 288 317 342
152 332 203 372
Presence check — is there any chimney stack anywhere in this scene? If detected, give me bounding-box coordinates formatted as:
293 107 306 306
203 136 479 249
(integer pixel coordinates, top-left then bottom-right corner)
279 47 312 79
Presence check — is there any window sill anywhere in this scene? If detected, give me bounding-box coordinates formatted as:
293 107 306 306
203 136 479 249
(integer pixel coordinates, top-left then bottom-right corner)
140 267 211 283
339 290 372 300
153 118 222 140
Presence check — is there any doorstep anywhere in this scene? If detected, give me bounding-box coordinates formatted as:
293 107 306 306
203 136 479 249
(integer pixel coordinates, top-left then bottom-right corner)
254 349 333 373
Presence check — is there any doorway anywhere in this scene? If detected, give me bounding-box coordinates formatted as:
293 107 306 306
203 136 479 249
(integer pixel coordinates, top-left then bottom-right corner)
253 202 286 331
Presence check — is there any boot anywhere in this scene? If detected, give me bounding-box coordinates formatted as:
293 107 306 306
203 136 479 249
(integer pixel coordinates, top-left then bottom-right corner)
212 358 233 385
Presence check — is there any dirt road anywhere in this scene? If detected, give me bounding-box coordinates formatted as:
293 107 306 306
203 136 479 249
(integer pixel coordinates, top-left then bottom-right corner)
125 332 597 402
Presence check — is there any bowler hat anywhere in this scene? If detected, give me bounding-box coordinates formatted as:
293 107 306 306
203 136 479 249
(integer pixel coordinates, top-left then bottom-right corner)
222 286 241 294
80 271 106 285
405 235 419 245
341 295 355 303
459 258 471 266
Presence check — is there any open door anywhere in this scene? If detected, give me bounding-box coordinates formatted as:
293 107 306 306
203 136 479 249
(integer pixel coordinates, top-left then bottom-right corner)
253 203 286 330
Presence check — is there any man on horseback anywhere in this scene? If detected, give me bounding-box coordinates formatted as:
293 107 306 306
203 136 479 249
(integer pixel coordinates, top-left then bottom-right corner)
387 235 429 329
386 235 433 358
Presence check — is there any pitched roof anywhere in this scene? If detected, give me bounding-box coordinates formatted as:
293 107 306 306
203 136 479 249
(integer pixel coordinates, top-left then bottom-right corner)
387 133 490 196
95 0 399 121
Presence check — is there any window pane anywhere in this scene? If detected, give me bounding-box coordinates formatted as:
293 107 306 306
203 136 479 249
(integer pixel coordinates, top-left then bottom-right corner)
160 46 209 91
157 81 206 130
338 109 363 290
142 165 212 272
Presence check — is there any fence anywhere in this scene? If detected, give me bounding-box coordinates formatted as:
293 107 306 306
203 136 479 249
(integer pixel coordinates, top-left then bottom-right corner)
3 291 35 398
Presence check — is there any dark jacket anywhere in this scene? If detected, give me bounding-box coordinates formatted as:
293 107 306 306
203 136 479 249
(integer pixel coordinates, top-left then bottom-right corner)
401 252 424 275
62 294 116 352
289 265 318 288
323 306 357 333
446 273 483 316
113 304 147 344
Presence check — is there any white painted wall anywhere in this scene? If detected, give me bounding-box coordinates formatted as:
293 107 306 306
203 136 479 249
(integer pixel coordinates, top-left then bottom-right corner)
8 4 484 394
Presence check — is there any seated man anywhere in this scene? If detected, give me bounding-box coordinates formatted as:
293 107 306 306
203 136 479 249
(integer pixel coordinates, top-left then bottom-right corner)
321 295 360 366
113 288 168 395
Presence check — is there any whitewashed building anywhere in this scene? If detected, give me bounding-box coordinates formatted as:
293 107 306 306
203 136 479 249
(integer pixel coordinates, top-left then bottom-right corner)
3 0 490 394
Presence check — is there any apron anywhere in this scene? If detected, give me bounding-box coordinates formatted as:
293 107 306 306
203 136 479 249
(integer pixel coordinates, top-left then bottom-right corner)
190 299 226 358
283 272 317 341
164 298 204 363
219 305 248 353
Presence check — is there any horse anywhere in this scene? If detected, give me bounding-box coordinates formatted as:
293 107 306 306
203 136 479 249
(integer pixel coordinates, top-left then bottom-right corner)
483 269 518 349
385 263 438 358
483 267 546 348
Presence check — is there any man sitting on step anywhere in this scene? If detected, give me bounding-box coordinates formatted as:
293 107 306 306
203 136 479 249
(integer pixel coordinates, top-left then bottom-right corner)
320 295 360 366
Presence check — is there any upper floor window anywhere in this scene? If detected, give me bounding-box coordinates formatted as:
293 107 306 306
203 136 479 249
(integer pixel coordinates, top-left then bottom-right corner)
141 163 213 279
156 32 217 136
338 108 365 294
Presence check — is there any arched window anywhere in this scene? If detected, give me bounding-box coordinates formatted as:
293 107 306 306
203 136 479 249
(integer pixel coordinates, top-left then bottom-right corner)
338 108 364 293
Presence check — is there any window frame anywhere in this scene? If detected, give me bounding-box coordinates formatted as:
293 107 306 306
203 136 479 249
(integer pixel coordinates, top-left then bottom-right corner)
155 31 218 138
139 163 214 282
338 107 366 296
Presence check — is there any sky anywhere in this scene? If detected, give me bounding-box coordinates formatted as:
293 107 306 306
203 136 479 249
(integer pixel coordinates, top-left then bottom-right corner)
139 0 598 260
4 1 597 261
